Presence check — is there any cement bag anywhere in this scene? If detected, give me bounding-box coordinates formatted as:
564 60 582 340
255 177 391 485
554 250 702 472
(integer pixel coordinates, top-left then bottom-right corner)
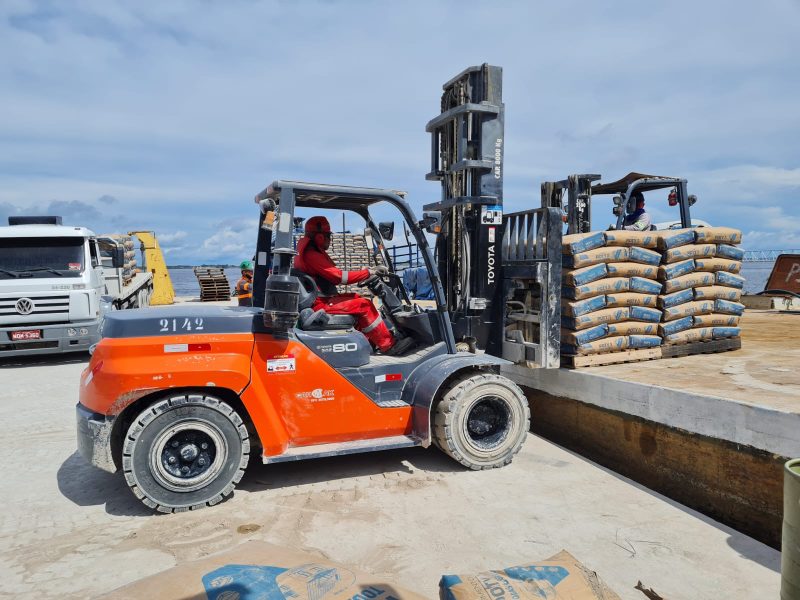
607 321 658 336
439 550 622 600
605 292 657 308
629 334 662 348
562 307 629 331
562 231 606 254
629 305 662 322
694 226 742 244
562 335 628 356
694 257 742 273
603 230 660 248
562 277 629 300
629 276 663 294
715 298 745 315
564 246 630 269
562 263 608 286
563 295 607 317
693 313 740 327
694 285 742 302
561 324 608 346
659 316 694 337
663 327 713 344
712 326 741 339
100 541 426 600
656 228 696 250
662 300 714 321
606 262 658 279
716 271 746 289
658 259 695 281
628 246 662 266
658 288 694 309
716 244 745 261
663 271 714 293
662 243 716 264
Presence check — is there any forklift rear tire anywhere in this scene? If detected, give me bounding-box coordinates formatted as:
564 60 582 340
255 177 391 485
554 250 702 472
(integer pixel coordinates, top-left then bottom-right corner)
433 373 529 470
122 394 250 513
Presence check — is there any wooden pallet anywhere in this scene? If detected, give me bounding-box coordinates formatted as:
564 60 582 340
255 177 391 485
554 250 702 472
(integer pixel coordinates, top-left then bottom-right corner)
194 267 231 301
561 347 662 369
661 336 741 358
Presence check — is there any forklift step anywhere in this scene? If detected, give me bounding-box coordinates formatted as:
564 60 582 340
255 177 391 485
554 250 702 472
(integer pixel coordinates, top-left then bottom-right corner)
262 435 422 464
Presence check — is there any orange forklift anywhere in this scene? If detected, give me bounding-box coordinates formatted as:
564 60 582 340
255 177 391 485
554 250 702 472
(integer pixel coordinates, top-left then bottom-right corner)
75 65 562 512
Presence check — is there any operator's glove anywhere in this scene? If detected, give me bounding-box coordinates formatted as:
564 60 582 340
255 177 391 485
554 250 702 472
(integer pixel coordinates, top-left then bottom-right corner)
370 265 390 276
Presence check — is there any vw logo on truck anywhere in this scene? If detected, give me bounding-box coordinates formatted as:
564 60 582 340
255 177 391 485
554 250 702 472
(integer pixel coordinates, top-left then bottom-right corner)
15 298 34 315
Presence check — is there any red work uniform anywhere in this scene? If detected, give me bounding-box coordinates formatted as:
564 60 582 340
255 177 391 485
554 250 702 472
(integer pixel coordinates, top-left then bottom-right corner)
294 237 394 351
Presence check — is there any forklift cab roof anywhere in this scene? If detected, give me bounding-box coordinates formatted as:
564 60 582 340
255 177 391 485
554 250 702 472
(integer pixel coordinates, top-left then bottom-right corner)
592 172 686 195
256 180 410 214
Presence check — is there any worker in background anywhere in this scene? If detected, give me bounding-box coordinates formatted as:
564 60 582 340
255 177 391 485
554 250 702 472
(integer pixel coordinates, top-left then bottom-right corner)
235 260 254 306
622 191 652 231
294 216 414 356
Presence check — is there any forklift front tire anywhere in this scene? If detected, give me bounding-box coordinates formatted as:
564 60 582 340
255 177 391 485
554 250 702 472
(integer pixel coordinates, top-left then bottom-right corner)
433 373 529 470
122 394 250 513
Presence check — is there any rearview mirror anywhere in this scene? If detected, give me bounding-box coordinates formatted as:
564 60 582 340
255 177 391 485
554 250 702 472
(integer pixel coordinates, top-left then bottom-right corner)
112 246 125 269
688 194 697 206
258 198 276 214
378 222 395 241
613 206 623 217
420 211 442 234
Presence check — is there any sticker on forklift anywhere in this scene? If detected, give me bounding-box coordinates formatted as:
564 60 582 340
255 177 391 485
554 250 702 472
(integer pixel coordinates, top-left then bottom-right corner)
295 388 335 402
480 205 503 225
488 227 496 243
375 373 402 383
267 357 296 373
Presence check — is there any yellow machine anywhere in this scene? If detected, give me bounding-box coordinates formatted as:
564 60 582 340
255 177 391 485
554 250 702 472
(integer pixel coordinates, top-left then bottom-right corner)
129 231 175 305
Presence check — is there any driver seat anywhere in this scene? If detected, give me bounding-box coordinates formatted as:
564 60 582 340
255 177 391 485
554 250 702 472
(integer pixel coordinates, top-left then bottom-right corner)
292 269 357 331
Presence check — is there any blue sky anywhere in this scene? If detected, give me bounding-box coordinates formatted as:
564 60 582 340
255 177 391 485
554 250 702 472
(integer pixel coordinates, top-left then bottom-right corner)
1 0 799 263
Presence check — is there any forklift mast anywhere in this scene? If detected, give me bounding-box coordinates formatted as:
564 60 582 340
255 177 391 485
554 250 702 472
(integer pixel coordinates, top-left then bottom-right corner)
541 174 601 235
425 64 505 351
427 65 562 367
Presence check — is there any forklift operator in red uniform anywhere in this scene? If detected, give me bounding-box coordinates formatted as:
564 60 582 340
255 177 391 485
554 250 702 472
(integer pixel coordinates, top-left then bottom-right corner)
294 216 414 356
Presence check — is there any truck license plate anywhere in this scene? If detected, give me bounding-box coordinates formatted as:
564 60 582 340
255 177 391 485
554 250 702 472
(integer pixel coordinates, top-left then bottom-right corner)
11 330 41 341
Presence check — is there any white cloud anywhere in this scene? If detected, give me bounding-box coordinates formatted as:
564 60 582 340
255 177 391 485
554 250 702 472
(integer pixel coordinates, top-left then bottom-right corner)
0 1 799 262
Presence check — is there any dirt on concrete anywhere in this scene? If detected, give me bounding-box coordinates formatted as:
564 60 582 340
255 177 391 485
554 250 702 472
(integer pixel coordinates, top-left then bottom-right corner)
0 353 781 599
591 310 800 412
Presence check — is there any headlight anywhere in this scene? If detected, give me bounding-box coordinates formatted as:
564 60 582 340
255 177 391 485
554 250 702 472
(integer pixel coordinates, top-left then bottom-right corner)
67 328 77 336
79 327 89 335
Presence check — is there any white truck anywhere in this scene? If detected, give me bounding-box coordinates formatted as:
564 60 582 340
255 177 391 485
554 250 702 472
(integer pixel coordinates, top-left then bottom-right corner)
0 216 153 356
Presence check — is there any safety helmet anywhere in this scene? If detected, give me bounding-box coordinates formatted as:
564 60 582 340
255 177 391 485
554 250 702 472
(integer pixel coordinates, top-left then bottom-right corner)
305 216 332 248
239 260 254 271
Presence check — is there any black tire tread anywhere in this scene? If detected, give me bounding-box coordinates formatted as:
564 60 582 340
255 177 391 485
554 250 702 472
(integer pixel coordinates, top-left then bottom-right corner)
122 393 250 513
432 372 529 470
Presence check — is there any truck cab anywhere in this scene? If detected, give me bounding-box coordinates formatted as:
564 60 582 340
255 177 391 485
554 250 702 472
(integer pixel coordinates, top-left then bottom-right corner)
0 217 105 355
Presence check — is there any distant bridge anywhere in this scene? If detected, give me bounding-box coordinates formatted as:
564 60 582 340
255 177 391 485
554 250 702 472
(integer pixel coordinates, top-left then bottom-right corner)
743 249 800 262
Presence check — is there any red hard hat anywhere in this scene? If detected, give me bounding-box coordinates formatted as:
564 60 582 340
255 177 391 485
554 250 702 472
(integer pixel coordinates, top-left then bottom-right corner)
305 216 331 248
304 216 331 236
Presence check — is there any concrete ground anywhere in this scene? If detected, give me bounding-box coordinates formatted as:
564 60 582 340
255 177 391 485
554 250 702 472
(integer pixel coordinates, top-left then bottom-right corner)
0 355 780 599
589 309 800 413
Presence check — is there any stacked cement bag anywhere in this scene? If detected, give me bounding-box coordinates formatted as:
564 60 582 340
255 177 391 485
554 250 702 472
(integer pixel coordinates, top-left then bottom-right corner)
657 227 745 344
561 231 663 355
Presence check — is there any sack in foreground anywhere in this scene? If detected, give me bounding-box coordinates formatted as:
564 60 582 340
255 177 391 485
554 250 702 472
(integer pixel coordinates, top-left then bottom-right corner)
100 541 425 600
439 550 621 600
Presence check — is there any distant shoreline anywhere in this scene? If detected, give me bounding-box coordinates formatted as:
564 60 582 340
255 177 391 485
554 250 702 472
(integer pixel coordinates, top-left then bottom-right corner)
167 265 237 269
